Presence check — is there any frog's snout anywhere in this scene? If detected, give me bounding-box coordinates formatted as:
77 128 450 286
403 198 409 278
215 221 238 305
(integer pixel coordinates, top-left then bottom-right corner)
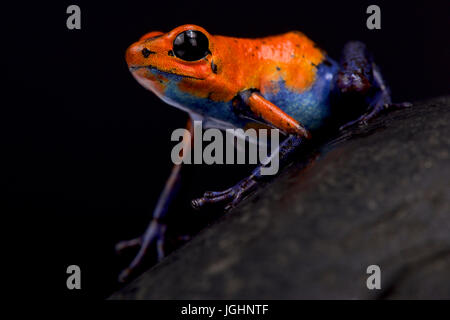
125 41 147 68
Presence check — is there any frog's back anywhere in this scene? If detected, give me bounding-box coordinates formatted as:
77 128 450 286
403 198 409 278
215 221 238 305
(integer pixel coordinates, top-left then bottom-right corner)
261 54 339 131
228 31 339 130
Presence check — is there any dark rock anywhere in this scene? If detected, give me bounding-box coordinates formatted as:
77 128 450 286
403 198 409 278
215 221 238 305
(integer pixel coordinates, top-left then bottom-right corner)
110 96 450 299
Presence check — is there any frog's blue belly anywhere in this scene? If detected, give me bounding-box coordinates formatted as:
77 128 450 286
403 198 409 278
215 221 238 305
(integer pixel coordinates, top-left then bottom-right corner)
156 57 339 131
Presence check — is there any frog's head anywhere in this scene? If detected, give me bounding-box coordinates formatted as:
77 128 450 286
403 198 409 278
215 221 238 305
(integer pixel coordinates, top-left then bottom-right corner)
126 24 226 108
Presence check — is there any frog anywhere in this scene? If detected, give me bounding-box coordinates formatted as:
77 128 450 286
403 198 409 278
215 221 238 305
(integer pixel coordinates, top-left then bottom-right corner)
116 24 411 282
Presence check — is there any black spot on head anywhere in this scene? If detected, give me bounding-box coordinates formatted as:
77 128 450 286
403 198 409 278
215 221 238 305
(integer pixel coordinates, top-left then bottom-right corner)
276 66 281 71
211 60 218 74
141 48 155 58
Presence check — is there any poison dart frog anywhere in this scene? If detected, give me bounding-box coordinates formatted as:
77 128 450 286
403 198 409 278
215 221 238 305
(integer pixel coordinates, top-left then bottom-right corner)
117 24 411 282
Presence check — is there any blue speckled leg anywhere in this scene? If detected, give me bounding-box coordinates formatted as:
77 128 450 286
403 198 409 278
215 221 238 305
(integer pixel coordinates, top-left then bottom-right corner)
337 41 412 131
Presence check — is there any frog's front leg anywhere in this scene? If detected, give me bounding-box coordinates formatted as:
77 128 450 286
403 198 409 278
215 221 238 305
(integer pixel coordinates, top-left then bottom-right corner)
115 118 193 282
192 134 305 211
192 92 310 211
337 41 412 131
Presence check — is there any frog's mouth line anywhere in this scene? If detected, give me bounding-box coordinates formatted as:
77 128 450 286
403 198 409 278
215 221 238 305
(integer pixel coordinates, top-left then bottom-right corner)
129 65 205 81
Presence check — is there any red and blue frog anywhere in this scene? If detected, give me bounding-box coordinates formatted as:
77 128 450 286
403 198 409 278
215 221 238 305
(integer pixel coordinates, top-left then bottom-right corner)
117 24 411 281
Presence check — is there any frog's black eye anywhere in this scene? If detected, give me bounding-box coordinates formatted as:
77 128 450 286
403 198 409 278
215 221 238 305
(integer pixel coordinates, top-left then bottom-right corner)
173 30 210 61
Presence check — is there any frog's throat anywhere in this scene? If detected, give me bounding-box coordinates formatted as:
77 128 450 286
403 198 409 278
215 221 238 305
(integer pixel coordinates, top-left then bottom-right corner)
129 65 205 81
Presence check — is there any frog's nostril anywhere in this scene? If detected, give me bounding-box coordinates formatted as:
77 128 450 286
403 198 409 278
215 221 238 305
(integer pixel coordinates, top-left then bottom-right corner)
141 48 156 58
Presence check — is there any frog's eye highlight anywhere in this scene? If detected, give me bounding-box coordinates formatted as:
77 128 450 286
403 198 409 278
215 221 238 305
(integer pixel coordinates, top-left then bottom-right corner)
173 30 210 61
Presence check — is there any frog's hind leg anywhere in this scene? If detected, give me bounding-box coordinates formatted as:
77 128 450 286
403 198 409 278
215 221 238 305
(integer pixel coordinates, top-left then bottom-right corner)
337 41 411 131
115 165 177 283
115 119 193 283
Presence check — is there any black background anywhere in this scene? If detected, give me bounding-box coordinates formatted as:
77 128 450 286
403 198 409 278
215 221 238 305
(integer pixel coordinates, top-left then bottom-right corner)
4 0 449 299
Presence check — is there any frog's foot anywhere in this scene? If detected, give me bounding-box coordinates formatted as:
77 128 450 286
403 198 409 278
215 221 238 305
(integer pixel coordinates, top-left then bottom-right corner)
191 176 258 212
340 100 412 131
115 219 166 283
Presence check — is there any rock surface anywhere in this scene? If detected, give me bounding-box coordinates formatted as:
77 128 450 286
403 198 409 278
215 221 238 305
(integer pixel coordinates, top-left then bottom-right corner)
111 96 450 299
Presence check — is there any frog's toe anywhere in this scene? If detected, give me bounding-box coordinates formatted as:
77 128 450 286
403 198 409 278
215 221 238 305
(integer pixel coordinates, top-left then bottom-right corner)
390 101 413 108
115 236 142 254
116 220 166 283
340 101 412 131
191 178 258 211
118 267 133 284
191 188 236 209
339 114 367 131
362 100 413 124
223 190 245 212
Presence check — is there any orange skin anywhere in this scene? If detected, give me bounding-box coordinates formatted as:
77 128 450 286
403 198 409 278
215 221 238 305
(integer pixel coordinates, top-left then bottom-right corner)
126 24 328 136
